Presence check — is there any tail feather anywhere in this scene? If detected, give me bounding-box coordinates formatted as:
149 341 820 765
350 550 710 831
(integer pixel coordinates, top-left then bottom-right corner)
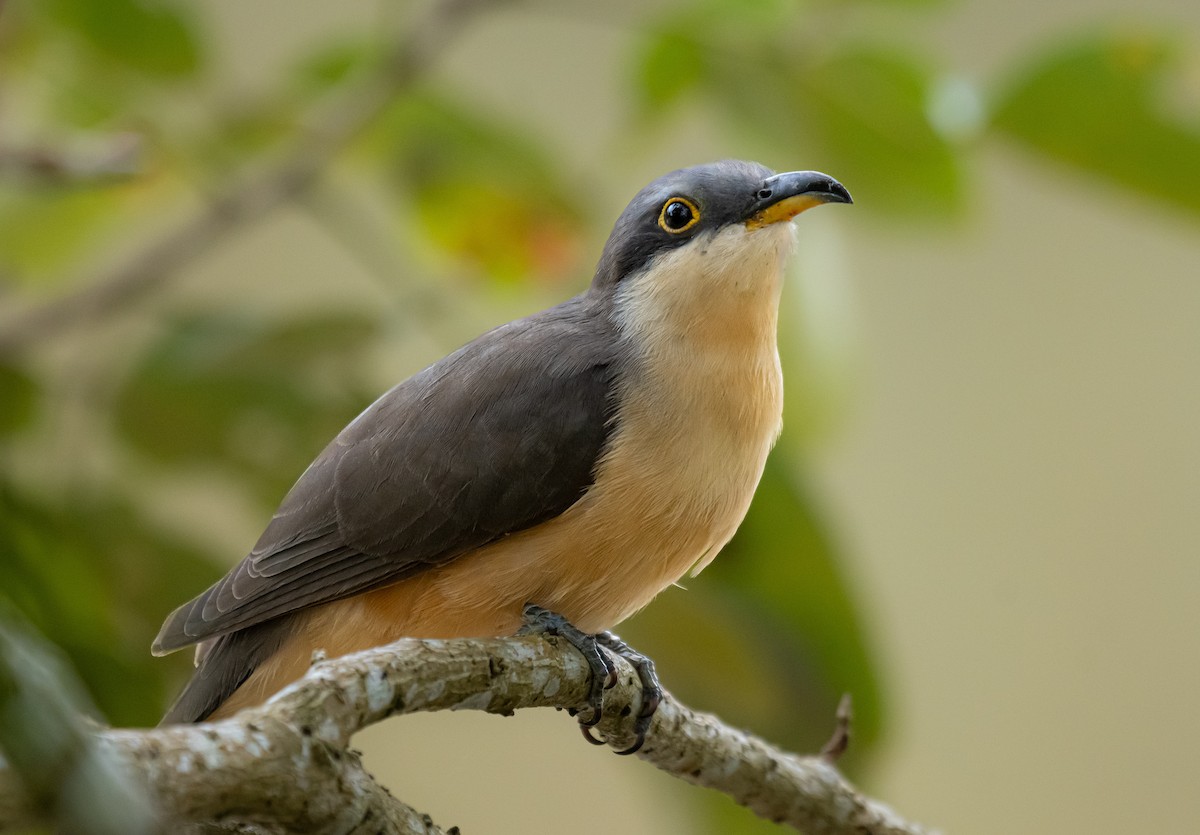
159 618 291 725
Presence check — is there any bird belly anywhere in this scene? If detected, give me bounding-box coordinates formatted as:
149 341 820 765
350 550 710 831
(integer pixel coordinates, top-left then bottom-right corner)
211 354 780 720
352 225 789 639
363 308 785 637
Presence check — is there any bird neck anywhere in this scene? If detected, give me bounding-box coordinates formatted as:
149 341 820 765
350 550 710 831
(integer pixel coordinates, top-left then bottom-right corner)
612 223 792 358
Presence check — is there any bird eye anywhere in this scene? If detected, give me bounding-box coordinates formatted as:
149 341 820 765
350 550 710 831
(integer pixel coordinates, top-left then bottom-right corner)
658 197 700 233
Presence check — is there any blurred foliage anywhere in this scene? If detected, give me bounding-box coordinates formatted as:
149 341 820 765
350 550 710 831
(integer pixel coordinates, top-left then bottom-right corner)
115 311 381 505
43 0 202 79
0 182 156 284
633 14 965 216
362 92 585 283
0 363 37 438
0 0 1196 831
993 32 1200 216
0 486 215 727
0 603 157 833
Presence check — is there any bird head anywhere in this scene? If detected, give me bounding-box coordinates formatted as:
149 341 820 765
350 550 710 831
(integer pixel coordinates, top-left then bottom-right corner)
592 160 851 292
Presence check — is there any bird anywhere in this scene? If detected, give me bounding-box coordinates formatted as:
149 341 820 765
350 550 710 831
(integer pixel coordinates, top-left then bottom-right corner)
153 159 852 741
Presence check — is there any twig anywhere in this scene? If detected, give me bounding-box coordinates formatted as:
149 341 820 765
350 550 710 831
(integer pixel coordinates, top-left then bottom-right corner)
820 692 854 762
1 634 935 834
0 0 494 357
0 135 143 183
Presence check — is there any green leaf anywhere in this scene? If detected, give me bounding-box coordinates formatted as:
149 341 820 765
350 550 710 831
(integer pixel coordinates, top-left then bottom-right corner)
992 32 1200 216
45 0 202 78
0 363 38 438
290 39 379 97
663 32 965 217
0 185 126 281
361 92 584 285
634 29 709 114
114 311 379 506
795 46 965 217
630 1 799 119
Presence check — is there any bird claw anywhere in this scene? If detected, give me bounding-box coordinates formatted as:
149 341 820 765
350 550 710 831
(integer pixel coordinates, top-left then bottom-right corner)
595 631 661 755
580 724 607 746
520 605 663 754
521 604 615 728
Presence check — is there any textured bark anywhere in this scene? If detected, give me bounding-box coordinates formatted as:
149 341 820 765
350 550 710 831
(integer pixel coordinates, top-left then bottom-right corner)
1 634 935 834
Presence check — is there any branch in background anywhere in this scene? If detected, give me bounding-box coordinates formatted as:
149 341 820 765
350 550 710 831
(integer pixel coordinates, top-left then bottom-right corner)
0 134 144 184
1 633 935 835
0 0 495 357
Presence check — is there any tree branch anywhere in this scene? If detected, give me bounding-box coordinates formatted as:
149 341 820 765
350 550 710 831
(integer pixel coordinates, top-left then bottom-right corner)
0 0 495 357
0 134 144 184
1 634 935 834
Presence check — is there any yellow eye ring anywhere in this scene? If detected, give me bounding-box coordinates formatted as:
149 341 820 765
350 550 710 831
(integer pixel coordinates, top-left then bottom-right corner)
658 197 700 233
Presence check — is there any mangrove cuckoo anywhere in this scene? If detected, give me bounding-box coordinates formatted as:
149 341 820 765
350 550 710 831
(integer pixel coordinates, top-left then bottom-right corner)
154 160 852 743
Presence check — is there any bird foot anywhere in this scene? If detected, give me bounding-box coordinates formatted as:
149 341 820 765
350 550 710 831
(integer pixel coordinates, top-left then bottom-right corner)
519 604 616 728
593 630 662 755
519 605 662 754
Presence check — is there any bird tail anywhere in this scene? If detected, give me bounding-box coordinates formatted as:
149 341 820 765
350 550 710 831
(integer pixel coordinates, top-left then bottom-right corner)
159 618 291 725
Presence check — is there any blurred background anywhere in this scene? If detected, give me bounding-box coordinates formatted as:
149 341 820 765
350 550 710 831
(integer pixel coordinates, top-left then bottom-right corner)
0 0 1197 832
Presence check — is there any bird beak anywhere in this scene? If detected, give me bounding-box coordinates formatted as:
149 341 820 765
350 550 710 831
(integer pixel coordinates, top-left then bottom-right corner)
745 170 852 229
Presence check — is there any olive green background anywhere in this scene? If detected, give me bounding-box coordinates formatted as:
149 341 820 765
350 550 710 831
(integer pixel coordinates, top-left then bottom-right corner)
1 0 1197 833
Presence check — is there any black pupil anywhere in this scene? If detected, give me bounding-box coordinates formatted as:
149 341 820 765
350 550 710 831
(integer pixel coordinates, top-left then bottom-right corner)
664 200 693 229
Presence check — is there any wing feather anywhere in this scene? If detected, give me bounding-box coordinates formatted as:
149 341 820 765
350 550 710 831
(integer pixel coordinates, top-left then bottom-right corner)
153 296 618 656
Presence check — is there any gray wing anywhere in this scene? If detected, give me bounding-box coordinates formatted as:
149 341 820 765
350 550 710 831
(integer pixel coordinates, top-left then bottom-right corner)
153 296 618 655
